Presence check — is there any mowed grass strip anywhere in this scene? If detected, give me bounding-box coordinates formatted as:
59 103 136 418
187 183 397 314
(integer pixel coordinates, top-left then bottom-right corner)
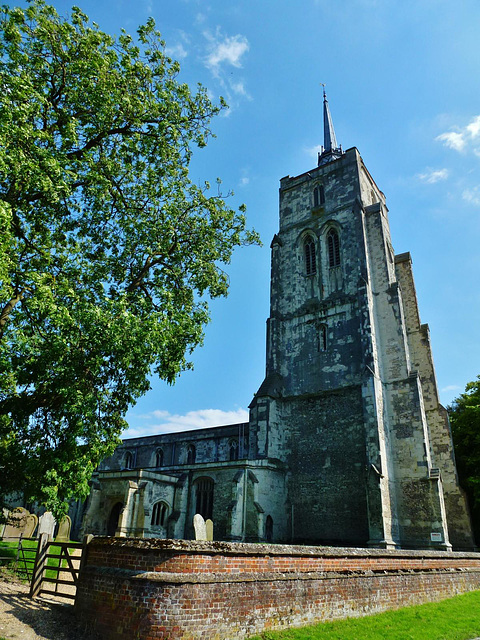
250 590 480 640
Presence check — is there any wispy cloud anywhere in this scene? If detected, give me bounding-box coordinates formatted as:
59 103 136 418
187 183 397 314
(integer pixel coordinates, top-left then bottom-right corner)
417 168 450 184
436 115 480 154
204 30 249 75
165 43 188 60
124 408 249 438
462 186 480 207
441 385 462 393
304 144 323 161
202 28 251 106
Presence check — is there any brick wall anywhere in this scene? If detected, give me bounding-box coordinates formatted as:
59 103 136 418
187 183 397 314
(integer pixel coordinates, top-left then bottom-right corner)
75 538 480 639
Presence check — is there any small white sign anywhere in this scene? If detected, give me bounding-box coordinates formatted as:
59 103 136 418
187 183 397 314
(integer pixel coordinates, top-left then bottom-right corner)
430 532 442 542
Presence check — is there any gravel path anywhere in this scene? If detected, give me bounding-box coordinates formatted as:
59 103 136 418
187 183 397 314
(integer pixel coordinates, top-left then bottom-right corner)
0 572 97 640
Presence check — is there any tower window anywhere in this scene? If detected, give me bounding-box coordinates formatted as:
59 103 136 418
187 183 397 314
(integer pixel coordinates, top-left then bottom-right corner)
327 229 340 267
152 501 168 527
187 444 196 465
313 185 325 207
155 448 164 468
195 477 214 520
304 236 316 275
318 325 327 352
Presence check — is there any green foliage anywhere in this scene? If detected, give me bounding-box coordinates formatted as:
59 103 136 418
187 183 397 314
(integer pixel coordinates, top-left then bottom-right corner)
448 376 480 543
249 590 480 640
0 1 259 516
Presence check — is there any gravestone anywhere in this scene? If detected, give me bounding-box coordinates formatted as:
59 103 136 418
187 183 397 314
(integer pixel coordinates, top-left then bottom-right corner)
55 515 72 542
2 507 29 540
193 514 207 541
23 513 38 539
206 519 214 541
38 511 56 540
0 508 9 538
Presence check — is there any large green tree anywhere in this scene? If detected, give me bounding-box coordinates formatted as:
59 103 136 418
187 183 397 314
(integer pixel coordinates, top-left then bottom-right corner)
0 1 258 516
448 376 480 543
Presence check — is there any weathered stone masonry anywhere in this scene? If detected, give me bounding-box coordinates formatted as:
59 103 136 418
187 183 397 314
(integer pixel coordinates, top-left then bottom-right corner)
75 538 480 640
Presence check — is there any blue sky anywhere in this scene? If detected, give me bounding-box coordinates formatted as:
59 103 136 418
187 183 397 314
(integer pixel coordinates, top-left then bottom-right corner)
29 0 480 436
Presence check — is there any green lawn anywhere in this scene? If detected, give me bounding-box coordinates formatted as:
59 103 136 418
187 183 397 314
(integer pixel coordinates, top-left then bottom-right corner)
250 590 480 640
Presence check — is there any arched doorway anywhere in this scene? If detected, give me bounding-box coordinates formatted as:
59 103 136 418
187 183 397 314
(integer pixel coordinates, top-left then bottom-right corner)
107 502 123 537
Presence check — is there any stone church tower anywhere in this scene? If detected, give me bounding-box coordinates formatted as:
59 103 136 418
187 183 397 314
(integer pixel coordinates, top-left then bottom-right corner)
79 92 473 550
249 91 473 549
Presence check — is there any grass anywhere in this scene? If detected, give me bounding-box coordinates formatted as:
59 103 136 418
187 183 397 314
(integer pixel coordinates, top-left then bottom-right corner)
249 590 480 640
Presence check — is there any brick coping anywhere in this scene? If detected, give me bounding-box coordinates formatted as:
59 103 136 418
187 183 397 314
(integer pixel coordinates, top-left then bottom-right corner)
81 566 480 585
89 537 479 559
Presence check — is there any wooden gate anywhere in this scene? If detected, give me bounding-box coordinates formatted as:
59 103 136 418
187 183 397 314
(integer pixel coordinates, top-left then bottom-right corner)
29 533 90 602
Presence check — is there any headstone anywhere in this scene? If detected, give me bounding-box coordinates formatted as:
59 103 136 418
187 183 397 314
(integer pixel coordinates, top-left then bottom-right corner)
2 507 29 540
55 515 72 542
206 519 214 541
193 513 207 541
0 508 9 538
23 513 38 539
38 511 56 540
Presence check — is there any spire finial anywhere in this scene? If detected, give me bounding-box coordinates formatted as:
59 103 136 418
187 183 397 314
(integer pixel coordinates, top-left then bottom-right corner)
318 84 343 166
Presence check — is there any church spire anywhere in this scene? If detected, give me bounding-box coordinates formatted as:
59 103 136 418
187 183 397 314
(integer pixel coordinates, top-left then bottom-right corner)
318 86 343 166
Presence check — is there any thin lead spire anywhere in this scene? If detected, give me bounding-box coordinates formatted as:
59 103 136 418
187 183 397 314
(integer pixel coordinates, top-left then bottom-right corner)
323 88 338 152
318 85 343 166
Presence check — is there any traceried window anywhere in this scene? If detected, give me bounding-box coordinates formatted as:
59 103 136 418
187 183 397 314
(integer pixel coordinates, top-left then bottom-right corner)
313 185 325 207
194 477 214 520
327 229 340 267
125 451 134 469
304 236 316 276
265 515 273 543
151 501 168 527
187 444 196 465
155 449 164 468
229 439 239 461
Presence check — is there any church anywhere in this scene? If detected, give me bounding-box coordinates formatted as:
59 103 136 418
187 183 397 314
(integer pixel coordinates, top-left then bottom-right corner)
81 93 474 550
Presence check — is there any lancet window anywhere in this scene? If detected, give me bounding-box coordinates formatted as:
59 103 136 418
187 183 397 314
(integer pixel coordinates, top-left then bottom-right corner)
327 229 340 267
304 235 316 276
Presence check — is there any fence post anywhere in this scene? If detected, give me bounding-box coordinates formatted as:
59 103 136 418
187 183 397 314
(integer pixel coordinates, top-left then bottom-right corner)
29 532 49 598
14 532 23 574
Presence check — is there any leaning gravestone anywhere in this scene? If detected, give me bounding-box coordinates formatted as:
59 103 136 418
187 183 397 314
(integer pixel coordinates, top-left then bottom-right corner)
193 514 207 541
206 519 214 541
55 515 72 542
23 513 38 539
38 511 56 540
2 507 29 540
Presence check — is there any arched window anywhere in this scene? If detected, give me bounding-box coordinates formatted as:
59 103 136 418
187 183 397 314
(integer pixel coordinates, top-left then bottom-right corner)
151 501 169 527
318 325 327 352
304 236 316 276
155 449 164 468
187 444 196 465
229 439 239 461
327 229 340 267
125 451 134 470
313 185 325 207
195 477 214 520
265 515 274 543
107 502 123 537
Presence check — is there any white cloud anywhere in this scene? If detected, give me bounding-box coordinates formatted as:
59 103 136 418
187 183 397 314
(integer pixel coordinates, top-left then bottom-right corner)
124 407 249 438
240 176 250 186
462 186 480 206
304 144 323 161
441 385 462 393
205 32 249 74
436 115 480 153
165 43 188 60
417 168 449 184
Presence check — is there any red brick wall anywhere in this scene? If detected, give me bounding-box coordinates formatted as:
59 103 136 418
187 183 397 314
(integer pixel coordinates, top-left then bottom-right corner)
75 539 480 639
